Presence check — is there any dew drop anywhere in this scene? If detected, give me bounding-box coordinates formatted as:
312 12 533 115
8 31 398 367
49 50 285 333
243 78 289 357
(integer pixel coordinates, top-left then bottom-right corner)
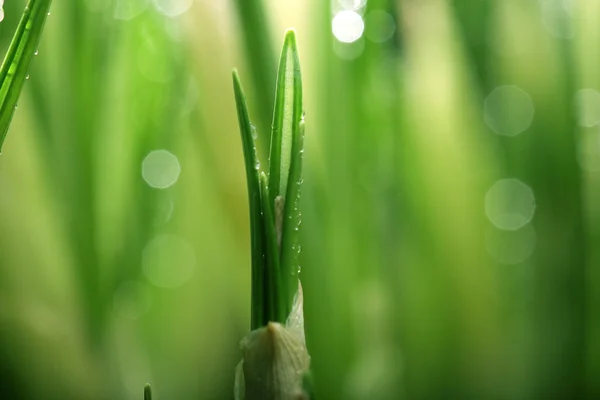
34 50 39 56
250 124 258 140
25 75 30 80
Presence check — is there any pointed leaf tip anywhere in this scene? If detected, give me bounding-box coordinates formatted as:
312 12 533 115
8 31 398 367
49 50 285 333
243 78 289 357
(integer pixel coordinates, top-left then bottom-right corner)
284 29 297 42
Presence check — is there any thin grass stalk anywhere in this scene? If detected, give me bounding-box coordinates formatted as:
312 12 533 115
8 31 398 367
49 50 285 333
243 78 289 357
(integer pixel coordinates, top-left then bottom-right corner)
232 0 276 154
0 0 52 150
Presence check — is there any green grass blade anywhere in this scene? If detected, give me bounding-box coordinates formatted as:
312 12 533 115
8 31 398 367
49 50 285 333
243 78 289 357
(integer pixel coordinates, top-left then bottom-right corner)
143 384 152 400
259 171 285 324
232 0 276 152
280 118 305 311
268 30 303 209
233 70 265 330
0 0 52 150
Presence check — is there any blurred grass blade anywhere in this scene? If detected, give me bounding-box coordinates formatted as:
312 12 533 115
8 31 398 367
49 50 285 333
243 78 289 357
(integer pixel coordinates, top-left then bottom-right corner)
268 30 303 208
233 70 266 330
143 384 152 400
0 0 52 150
232 0 276 151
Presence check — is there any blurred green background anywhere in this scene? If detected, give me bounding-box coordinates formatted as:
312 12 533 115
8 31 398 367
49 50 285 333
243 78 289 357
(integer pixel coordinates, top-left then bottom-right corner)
1 0 599 399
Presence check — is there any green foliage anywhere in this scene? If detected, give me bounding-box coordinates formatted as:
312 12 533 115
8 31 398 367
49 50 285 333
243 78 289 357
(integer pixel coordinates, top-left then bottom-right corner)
0 1 598 400
0 0 52 150
233 29 304 328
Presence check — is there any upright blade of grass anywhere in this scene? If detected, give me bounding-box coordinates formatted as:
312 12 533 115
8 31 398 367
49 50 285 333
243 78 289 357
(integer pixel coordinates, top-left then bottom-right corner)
232 0 276 152
233 70 266 330
268 29 303 317
259 171 284 323
143 384 152 400
0 0 52 150
280 119 305 311
268 30 303 209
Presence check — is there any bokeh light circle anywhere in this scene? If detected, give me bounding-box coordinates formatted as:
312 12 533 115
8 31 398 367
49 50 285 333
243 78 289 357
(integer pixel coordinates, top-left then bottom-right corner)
142 234 196 288
485 179 536 230
484 85 535 136
142 150 181 189
332 10 365 43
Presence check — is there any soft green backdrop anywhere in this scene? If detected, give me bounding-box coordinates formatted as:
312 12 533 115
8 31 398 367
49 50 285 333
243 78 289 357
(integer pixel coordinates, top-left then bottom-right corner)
0 0 598 399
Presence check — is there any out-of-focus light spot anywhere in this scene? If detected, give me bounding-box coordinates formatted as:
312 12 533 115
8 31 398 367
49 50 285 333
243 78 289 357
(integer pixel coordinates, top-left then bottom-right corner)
562 0 576 15
484 85 535 136
332 10 365 43
113 281 152 319
486 224 537 264
338 0 367 10
333 37 365 60
577 132 600 172
142 234 195 288
575 89 600 127
541 0 575 39
142 150 181 189
365 10 396 43
486 179 536 230
153 0 193 18
114 0 149 20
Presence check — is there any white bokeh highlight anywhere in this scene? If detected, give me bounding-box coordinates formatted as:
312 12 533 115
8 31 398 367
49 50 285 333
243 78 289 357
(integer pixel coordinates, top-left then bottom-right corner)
485 85 535 136
485 179 536 230
142 234 195 288
575 89 600 127
338 0 367 10
332 10 365 43
142 150 181 189
541 0 575 39
153 0 193 18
